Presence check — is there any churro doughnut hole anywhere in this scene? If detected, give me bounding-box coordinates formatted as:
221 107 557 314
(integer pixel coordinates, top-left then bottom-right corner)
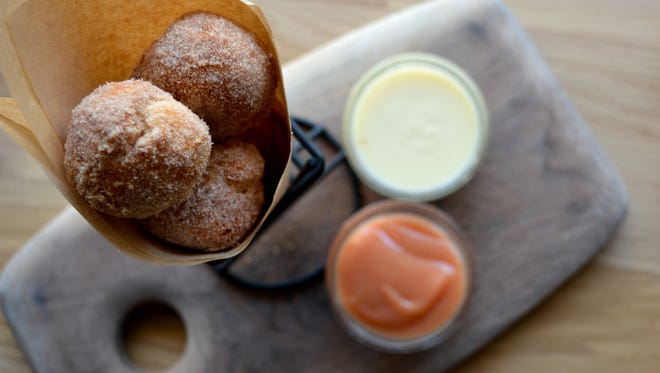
140 140 265 251
132 11 277 140
64 80 212 219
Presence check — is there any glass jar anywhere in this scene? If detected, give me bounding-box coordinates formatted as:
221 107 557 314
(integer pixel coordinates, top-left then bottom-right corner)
326 200 472 353
342 53 489 201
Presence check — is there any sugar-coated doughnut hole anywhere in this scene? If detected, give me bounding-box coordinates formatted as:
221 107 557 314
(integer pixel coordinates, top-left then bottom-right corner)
64 79 212 219
132 11 277 141
140 140 265 251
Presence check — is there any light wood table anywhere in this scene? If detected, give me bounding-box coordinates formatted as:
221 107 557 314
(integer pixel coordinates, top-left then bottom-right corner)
1 0 658 371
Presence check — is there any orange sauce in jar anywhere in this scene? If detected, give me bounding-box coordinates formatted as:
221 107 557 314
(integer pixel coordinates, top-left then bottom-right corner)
327 201 470 351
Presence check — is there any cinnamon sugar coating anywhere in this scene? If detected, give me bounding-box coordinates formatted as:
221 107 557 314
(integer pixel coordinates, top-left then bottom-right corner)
140 140 265 251
64 80 212 219
132 11 277 140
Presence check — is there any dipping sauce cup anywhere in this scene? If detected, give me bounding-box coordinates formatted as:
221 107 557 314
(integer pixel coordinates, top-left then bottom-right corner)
326 200 471 353
343 53 488 201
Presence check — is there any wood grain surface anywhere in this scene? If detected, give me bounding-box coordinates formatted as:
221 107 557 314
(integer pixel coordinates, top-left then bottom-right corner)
0 0 657 372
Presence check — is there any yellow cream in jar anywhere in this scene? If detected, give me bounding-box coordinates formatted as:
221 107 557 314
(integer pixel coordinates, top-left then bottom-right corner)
343 53 488 201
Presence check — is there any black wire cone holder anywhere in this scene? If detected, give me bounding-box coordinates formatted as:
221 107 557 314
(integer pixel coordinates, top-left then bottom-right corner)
208 116 362 290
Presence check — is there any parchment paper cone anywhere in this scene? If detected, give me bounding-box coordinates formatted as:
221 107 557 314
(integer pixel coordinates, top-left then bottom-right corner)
0 0 292 265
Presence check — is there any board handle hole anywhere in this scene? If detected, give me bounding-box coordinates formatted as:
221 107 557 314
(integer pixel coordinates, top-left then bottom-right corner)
120 301 187 372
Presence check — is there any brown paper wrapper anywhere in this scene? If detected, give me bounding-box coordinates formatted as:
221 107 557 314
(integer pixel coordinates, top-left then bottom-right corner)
0 0 292 264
